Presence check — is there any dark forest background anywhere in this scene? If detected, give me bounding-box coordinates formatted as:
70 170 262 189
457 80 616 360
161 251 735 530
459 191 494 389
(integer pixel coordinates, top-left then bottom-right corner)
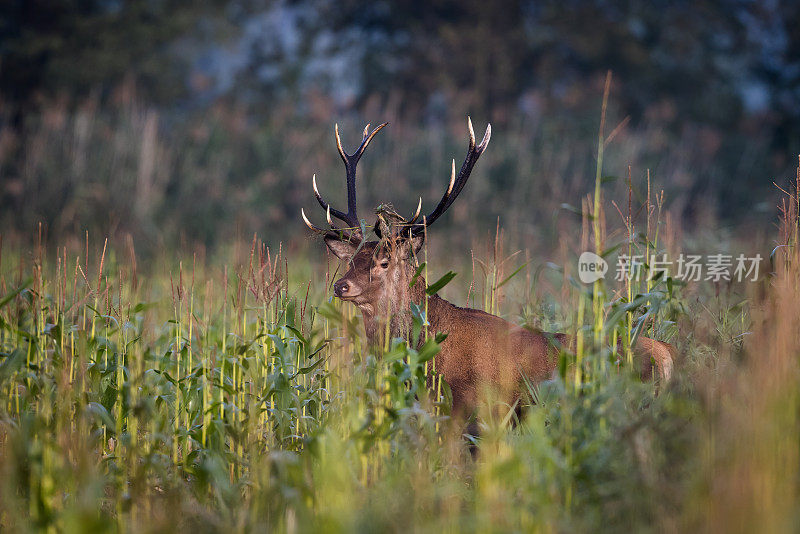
2 0 798 253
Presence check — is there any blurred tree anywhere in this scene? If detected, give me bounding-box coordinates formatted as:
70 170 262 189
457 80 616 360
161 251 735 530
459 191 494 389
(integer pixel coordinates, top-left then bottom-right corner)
533 0 750 124
752 0 800 163
318 0 535 119
318 0 756 128
0 0 224 125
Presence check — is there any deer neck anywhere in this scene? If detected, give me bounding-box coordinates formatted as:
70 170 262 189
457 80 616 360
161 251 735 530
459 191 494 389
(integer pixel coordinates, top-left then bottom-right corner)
360 272 451 348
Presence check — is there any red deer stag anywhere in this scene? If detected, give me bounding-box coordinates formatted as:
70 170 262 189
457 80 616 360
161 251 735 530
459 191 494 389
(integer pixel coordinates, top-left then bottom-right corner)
302 119 674 419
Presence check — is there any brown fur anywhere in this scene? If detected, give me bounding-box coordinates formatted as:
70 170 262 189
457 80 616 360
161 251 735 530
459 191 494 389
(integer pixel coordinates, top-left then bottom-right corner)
327 239 674 417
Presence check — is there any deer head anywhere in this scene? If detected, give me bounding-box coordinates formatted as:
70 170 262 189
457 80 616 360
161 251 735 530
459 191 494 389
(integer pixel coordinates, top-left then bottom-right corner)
323 233 425 317
302 118 491 336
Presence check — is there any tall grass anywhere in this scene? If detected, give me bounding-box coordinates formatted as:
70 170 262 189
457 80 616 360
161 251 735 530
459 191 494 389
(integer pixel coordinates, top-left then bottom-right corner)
1 172 794 532
1 96 798 532
1 88 776 257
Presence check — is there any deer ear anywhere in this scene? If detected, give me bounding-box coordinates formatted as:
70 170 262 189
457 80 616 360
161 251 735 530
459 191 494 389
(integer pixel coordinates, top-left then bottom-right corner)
404 234 425 258
324 237 357 261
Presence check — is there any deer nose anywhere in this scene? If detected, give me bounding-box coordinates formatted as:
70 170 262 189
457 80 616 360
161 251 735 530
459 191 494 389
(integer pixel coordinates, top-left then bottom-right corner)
333 279 350 297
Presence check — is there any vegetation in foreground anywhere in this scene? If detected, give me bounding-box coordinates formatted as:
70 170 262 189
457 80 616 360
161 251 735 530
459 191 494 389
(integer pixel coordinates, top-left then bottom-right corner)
1 161 798 533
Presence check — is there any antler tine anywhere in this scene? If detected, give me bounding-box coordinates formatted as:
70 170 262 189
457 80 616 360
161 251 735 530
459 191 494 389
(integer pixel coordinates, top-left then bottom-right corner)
409 117 491 236
301 208 326 234
468 116 475 147
407 197 423 224
301 208 360 243
448 159 456 195
334 123 347 162
407 160 454 234
353 122 388 159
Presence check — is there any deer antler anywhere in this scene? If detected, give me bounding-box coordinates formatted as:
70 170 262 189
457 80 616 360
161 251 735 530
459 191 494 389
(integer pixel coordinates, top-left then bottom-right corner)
303 118 489 241
302 122 388 241
407 117 491 236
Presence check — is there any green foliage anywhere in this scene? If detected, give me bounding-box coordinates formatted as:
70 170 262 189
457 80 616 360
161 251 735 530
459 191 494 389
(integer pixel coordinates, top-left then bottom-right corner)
425 271 457 295
0 140 794 531
0 240 706 532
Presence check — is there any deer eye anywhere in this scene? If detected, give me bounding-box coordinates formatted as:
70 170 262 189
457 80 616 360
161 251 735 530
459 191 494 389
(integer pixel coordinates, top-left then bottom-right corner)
379 260 390 269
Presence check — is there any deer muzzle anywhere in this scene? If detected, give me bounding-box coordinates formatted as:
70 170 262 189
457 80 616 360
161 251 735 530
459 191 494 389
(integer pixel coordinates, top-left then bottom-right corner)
333 278 358 299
